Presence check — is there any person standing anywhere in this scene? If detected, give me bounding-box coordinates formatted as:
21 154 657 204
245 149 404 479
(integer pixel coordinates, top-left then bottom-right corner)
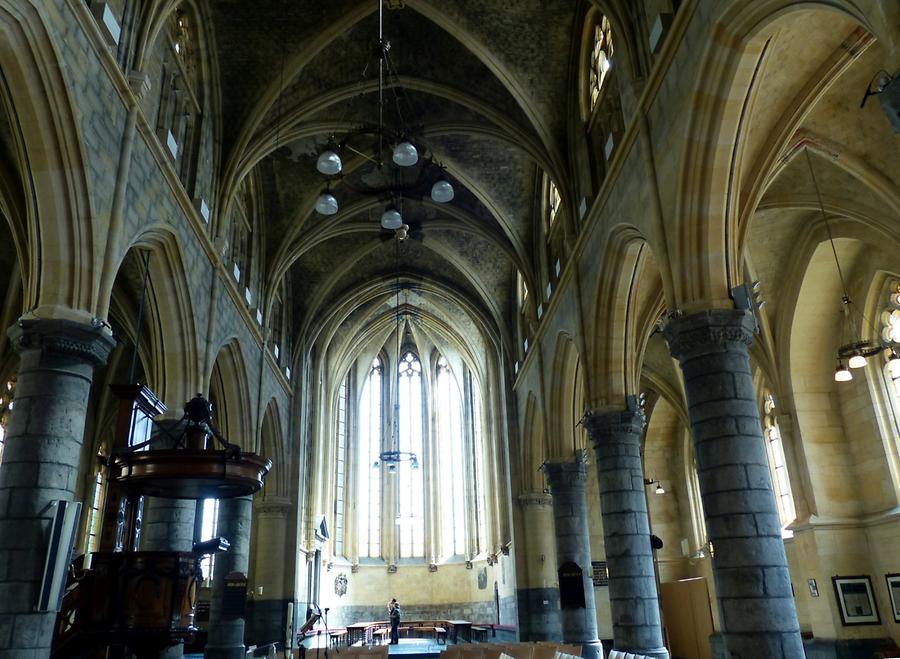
389 598 401 644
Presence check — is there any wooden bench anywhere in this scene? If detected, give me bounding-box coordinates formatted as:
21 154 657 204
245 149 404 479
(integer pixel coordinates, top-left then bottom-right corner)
434 626 447 644
329 629 348 647
373 627 390 644
471 626 490 642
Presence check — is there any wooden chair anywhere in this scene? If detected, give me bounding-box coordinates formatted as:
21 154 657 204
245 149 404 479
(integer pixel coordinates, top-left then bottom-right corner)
500 644 533 659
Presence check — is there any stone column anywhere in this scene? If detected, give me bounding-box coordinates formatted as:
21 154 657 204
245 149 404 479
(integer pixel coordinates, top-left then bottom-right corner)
542 460 603 659
0 318 115 658
663 309 802 658
141 421 197 659
515 492 562 642
205 495 253 659
583 410 668 659
247 496 291 645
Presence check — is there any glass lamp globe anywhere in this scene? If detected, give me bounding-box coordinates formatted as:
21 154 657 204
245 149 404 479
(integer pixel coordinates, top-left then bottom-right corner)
848 353 867 369
430 179 455 203
316 149 342 176
889 351 900 377
834 363 853 382
600 52 611 73
392 141 418 167
381 207 403 230
315 192 338 215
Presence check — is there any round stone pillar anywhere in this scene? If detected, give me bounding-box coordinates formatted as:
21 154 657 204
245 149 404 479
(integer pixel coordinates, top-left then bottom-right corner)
142 421 197 659
583 410 668 659
515 492 562 642
205 495 253 659
663 309 802 658
542 460 603 659
0 318 115 658
248 496 291 645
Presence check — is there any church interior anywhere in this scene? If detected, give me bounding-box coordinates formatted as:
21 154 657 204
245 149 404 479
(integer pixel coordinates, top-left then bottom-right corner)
0 1 898 658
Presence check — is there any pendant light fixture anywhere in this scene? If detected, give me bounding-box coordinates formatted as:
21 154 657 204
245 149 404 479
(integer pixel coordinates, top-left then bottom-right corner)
313 0 454 230
805 150 881 381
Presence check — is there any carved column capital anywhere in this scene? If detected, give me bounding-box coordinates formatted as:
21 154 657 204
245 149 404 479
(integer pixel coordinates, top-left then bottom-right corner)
517 491 552 508
8 317 115 366
255 496 292 517
542 459 589 492
662 308 756 362
582 408 645 445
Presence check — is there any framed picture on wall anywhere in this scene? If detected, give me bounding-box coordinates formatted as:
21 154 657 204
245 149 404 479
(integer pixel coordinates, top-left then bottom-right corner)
886 574 900 622
832 576 880 625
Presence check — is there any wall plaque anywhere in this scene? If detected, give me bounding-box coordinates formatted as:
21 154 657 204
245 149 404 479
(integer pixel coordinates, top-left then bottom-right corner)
592 561 609 587
559 561 586 609
222 572 248 617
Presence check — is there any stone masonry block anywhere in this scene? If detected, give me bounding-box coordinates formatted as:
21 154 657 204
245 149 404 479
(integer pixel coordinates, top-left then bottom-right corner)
723 633 790 659
10 610 54 650
0 520 43 551
712 537 788 568
686 372 735 403
706 513 758 539
609 575 658 599
0 583 36 614
600 491 647 513
600 511 638 535
0 613 11 648
735 416 763 438
598 470 638 492
731 372 759 400
689 398 759 425
607 554 654 576
697 437 767 471
703 464 749 493
753 512 783 536
682 351 752 377
37 462 75 492
763 567 794 598
721 597 799 633
691 415 738 442
744 464 776 490
714 566 765 598
703 489 780 518
0 465 38 489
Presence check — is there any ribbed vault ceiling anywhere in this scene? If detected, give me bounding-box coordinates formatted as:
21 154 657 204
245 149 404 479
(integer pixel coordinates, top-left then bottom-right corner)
211 0 580 365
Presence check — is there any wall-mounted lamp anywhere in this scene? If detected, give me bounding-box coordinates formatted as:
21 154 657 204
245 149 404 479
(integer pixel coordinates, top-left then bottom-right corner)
644 478 665 494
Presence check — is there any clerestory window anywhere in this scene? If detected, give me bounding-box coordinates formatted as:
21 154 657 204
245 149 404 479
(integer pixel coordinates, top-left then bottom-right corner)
589 17 614 112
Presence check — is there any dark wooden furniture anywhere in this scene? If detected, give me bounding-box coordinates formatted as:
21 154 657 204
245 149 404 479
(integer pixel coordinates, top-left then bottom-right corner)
346 620 471 646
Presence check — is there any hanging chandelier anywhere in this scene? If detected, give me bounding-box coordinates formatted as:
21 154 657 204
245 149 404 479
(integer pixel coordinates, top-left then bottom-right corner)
314 0 454 232
804 150 891 382
373 242 419 471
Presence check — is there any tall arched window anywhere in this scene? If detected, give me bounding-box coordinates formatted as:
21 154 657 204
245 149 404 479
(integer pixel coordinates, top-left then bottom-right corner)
334 372 349 557
589 16 614 111
437 357 465 557
546 178 562 229
470 375 487 554
397 352 424 558
358 358 383 558
762 392 796 537
198 498 219 582
84 446 108 555
0 376 14 467
341 348 488 563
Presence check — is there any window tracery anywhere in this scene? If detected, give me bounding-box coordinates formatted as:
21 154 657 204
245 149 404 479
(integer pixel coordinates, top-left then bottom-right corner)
589 17 614 112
